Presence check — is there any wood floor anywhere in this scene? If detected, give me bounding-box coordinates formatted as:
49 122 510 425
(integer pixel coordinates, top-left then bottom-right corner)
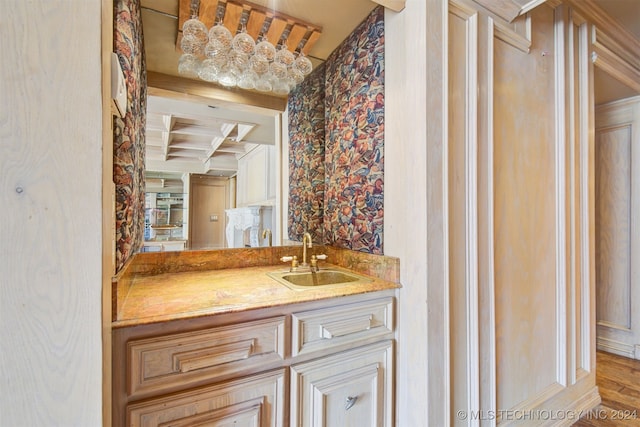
574 351 640 426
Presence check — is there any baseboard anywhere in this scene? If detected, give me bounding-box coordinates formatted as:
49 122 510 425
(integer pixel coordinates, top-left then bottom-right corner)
596 336 638 359
499 381 600 426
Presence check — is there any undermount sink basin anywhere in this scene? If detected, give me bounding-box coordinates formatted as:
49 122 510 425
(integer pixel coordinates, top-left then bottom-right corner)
268 269 372 290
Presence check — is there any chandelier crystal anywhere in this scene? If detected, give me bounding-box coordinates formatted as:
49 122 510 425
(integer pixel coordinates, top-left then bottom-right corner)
177 12 313 96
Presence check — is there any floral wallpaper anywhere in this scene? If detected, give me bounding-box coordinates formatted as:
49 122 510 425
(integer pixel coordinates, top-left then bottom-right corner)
325 7 385 253
287 7 384 253
287 64 326 243
114 0 147 271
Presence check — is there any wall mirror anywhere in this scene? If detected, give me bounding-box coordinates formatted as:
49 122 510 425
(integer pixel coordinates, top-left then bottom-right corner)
138 0 379 252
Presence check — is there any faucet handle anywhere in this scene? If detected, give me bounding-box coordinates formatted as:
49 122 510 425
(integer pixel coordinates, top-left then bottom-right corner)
281 255 298 271
310 254 327 272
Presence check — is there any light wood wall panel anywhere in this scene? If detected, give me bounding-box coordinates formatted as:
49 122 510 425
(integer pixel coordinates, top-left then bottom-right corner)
0 1 104 425
595 126 632 329
493 5 558 410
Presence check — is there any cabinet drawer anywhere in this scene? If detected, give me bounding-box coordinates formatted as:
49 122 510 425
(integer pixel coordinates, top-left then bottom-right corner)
127 369 286 427
291 297 394 357
127 316 285 397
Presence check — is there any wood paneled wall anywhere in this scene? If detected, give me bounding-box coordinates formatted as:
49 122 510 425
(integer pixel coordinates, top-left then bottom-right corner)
385 0 640 423
0 1 104 425
446 1 599 421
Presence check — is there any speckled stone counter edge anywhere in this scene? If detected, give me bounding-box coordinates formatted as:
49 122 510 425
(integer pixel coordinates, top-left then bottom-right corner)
112 246 400 321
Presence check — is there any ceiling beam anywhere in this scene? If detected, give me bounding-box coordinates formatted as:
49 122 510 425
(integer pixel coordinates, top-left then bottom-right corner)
147 71 287 114
205 137 226 161
170 123 229 138
161 114 174 161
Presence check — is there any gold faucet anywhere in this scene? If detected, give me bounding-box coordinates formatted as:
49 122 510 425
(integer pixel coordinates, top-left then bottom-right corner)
261 228 272 247
302 232 312 266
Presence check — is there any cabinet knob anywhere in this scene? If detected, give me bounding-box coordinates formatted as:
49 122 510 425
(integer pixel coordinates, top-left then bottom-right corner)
345 395 358 410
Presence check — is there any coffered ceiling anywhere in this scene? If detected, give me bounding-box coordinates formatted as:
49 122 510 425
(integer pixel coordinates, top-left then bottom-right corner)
144 94 278 178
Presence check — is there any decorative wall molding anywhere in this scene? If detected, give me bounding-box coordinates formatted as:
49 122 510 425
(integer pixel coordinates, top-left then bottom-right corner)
449 0 477 19
552 2 596 389
576 15 593 378
554 3 569 389
597 320 632 333
595 95 640 124
485 15 498 421
591 41 640 94
567 0 640 69
492 16 531 53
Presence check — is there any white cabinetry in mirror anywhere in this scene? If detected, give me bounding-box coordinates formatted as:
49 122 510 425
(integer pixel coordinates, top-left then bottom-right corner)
236 144 276 206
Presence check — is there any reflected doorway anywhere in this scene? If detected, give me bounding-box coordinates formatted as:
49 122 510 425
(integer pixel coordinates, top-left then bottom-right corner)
189 175 230 250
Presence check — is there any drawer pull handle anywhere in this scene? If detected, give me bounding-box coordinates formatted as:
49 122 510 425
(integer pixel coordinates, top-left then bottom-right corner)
173 339 255 373
345 396 358 410
321 315 372 339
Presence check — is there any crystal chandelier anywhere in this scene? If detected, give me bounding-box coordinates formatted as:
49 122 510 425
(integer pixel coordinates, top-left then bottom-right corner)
177 1 314 96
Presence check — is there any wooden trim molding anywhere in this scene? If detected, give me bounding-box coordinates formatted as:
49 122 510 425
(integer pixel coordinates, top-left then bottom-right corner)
591 42 640 95
492 16 531 53
567 0 640 70
554 3 569 388
485 16 498 420
577 14 593 378
464 11 481 421
425 0 451 423
371 0 405 12
596 335 637 359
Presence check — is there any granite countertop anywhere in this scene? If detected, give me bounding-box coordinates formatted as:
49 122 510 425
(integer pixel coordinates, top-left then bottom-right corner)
112 246 401 328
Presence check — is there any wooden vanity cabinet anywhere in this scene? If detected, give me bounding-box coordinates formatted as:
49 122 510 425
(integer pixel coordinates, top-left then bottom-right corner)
112 290 396 427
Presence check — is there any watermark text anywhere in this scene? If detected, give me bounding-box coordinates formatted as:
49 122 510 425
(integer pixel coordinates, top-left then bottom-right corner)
455 409 638 422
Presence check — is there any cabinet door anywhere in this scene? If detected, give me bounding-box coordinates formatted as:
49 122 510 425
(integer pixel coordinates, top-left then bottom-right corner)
290 341 393 427
126 369 286 427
